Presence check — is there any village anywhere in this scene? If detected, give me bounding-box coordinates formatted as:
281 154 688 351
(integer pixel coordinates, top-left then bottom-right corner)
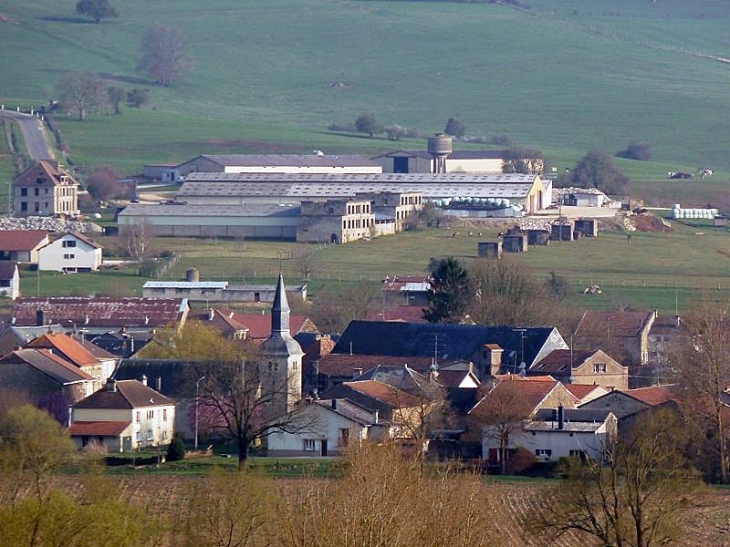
0 134 714 479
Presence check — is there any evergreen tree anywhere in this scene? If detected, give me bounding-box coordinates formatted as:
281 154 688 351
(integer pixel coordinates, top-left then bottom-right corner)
424 257 470 323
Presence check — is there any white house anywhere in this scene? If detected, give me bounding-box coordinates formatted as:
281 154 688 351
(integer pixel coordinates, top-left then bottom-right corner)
268 398 383 457
38 231 102 273
482 407 617 464
69 378 175 452
0 261 20 300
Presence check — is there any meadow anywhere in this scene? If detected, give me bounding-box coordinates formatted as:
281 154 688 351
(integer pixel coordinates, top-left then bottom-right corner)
1 0 730 177
19 217 730 314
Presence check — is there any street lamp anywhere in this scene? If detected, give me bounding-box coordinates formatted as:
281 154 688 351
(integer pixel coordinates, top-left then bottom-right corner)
194 375 206 450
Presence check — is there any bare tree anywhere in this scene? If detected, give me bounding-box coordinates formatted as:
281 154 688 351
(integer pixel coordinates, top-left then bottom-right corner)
55 72 107 121
674 298 730 483
294 245 320 281
532 408 700 547
309 281 379 334
469 381 534 475
137 25 194 87
84 164 128 203
120 217 155 261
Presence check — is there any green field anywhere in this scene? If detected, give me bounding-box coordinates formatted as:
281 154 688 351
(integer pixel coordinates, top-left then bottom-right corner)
19 217 730 314
1 0 730 181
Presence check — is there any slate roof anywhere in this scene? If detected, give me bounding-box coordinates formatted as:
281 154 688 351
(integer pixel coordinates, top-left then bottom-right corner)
0 261 18 280
74 379 174 409
0 230 49 251
531 350 597 373
315 399 377 427
353 364 429 392
0 348 93 384
436 369 480 388
68 421 131 437
12 297 187 328
342 380 423 408
333 321 564 368
316 354 435 378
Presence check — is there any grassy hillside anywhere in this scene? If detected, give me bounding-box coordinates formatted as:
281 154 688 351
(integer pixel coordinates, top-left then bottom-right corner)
1 0 730 177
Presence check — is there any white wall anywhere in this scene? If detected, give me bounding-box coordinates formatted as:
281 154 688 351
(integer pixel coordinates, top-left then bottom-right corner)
72 404 175 449
38 234 102 272
268 403 369 456
446 158 504 173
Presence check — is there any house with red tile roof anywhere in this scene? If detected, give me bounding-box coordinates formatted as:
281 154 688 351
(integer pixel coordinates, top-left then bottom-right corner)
0 230 49 263
25 332 117 390
0 348 95 405
70 378 175 452
530 349 628 390
563 384 608 405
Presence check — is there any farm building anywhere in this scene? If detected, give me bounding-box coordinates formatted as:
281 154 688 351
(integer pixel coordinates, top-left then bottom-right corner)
117 203 301 239
0 230 49 263
175 154 382 177
554 187 610 207
142 280 307 303
176 172 550 213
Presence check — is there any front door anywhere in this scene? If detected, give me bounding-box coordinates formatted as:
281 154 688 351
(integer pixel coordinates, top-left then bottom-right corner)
321 439 328 457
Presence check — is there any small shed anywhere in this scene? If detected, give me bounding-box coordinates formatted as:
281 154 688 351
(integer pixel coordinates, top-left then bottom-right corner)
477 241 503 259
502 234 528 253
574 218 598 238
526 229 550 246
713 215 728 227
550 222 574 242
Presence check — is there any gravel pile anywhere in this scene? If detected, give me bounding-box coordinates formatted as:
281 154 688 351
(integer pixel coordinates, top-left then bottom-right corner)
0 216 102 233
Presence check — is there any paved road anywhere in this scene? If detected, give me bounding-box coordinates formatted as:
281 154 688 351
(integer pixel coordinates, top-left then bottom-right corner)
0 108 54 160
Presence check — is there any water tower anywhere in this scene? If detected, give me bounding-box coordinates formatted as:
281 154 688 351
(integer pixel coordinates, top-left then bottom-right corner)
427 133 453 174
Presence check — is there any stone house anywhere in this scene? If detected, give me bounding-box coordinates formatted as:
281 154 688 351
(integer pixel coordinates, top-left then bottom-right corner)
529 349 629 390
12 160 79 217
573 310 656 366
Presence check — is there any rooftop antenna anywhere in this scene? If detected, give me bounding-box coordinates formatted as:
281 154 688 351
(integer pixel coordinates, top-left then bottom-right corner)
432 334 439 368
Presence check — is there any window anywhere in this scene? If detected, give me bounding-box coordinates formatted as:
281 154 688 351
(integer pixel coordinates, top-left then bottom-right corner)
163 409 167 422
21 202 27 212
535 449 552 458
146 410 154 420
339 428 350 447
62 240 77 248
303 439 316 451
21 188 27 197
135 431 142 441
162 431 167 440
34 188 39 197
593 363 607 373
63 253 75 260
292 361 298 371
136 411 141 423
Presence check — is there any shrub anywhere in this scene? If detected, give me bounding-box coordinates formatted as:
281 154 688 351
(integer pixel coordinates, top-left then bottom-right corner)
354 113 383 138
126 88 150 108
506 447 537 474
616 140 652 161
166 433 186 461
444 117 466 138
490 134 515 147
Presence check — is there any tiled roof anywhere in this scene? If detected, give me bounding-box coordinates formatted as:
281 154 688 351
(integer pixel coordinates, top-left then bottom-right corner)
494 374 556 382
13 161 78 187
0 348 93 384
66 231 101 249
0 261 18 280
564 384 607 401
621 385 677 406
25 333 100 367
12 297 187 328
343 380 423 408
365 306 428 323
315 399 377 427
0 230 49 251
221 309 312 339
576 311 655 339
74 379 174 410
473 380 567 415
187 310 250 334
68 421 131 437
316 354 435 377
436 369 479 388
533 408 613 423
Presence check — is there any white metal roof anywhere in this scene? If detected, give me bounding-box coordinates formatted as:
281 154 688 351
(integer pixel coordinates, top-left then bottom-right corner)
143 281 229 289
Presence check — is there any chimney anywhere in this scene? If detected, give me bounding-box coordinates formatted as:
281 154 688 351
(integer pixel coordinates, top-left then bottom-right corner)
373 409 379 424
141 374 148 387
331 399 337 410
36 309 45 327
484 345 504 378
558 404 564 430
106 378 117 392
208 308 215 321
67 405 73 428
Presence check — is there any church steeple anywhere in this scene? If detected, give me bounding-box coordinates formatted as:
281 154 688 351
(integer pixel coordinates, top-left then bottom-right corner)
271 272 290 334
